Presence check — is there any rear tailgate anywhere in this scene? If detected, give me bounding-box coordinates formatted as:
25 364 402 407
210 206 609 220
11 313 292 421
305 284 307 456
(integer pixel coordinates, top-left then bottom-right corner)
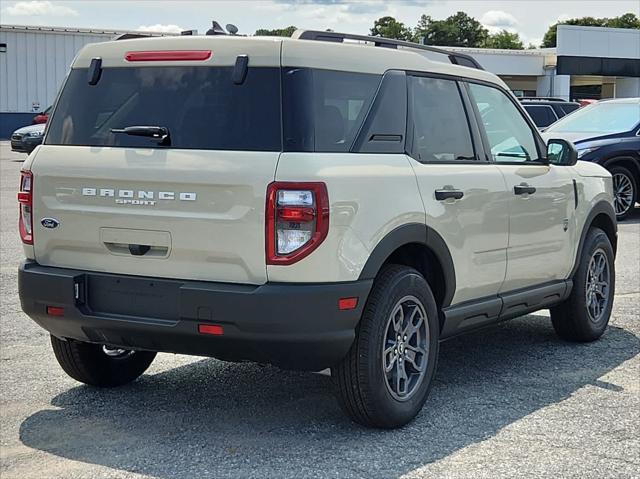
29 36 283 284
30 146 277 284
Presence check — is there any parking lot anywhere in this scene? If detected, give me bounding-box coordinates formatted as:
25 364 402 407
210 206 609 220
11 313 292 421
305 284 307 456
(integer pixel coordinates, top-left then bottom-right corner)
0 139 638 478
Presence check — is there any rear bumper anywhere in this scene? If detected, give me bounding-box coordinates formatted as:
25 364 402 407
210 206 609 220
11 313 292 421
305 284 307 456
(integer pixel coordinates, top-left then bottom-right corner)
18 261 372 371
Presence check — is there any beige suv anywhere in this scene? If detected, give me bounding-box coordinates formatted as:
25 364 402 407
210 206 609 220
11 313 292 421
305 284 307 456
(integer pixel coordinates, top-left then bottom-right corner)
18 30 617 428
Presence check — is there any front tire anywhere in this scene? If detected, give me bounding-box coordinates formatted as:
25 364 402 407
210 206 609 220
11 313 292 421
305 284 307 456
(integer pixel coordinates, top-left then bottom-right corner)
610 165 637 221
332 265 439 429
51 335 156 387
550 227 615 342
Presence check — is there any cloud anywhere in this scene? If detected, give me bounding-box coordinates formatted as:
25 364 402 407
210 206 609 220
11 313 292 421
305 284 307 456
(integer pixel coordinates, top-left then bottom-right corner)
4 1 78 16
480 10 519 28
275 0 428 14
137 24 185 34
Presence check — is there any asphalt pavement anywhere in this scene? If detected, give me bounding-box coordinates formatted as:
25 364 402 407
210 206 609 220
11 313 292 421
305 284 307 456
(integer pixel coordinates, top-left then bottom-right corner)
1 141 638 478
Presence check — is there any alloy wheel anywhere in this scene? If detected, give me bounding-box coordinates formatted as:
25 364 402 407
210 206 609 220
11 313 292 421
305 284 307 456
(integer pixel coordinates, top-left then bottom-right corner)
585 248 610 323
612 172 634 217
382 295 429 401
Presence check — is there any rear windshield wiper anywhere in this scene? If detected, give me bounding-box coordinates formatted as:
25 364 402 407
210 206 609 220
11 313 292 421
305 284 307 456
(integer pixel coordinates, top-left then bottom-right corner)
111 126 171 146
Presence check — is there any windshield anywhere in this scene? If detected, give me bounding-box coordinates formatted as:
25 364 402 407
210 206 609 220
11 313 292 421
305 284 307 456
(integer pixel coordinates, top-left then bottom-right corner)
545 101 640 134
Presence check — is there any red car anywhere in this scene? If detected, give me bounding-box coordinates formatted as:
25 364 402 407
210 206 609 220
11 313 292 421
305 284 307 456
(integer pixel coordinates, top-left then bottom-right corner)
32 106 51 124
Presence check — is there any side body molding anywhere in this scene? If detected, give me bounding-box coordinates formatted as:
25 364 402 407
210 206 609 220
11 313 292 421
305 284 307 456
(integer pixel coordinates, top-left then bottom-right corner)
358 223 457 308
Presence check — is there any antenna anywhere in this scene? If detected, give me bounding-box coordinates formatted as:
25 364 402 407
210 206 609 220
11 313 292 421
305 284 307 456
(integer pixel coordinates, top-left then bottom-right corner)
226 24 239 35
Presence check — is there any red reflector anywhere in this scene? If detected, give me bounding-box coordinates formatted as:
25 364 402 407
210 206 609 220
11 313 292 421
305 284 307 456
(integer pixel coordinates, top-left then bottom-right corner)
198 324 224 335
339 297 358 310
277 206 316 222
47 306 65 317
125 50 212 62
17 192 31 203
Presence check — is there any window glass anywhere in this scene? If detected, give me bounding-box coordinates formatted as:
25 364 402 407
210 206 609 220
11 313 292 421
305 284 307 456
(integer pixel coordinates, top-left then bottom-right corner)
560 103 580 115
546 101 640 134
46 67 281 151
523 105 557 128
282 68 380 152
409 76 475 162
469 83 539 162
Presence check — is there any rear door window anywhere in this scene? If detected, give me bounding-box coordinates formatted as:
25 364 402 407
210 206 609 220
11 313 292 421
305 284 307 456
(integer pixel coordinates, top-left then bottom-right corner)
46 66 281 151
408 76 476 162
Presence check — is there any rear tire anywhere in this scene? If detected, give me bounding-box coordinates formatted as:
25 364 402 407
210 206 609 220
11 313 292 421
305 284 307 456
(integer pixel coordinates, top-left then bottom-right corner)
51 335 156 387
550 227 615 342
332 265 439 429
609 165 637 221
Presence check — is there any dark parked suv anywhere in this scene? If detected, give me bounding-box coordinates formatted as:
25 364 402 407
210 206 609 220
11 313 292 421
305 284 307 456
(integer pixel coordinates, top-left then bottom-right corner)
520 97 581 129
542 98 640 220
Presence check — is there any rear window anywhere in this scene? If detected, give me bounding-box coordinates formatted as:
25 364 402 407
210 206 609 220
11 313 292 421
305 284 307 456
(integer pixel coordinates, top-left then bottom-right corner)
560 103 580 115
46 66 281 151
523 105 557 128
282 68 381 152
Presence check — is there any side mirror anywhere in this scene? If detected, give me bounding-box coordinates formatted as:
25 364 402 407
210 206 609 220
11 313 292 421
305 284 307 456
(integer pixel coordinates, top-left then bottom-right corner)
547 138 578 166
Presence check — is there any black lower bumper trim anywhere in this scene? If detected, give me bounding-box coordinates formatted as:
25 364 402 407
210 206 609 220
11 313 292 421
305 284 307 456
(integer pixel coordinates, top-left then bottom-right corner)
18 261 372 371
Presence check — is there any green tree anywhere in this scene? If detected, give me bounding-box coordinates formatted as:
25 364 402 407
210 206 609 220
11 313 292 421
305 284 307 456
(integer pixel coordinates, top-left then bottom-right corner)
370 16 413 41
254 26 297 37
483 30 524 50
415 11 488 47
542 13 639 47
605 12 640 28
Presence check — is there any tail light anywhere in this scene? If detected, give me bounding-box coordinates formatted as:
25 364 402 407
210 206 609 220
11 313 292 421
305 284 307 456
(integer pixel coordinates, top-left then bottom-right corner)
18 170 33 244
266 182 329 265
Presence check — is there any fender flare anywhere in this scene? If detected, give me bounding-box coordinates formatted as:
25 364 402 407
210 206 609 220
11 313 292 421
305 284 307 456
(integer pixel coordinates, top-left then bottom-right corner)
570 200 617 279
358 223 456 308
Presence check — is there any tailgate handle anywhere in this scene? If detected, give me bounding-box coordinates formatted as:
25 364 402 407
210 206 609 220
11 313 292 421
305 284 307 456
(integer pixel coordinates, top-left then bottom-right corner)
103 242 169 258
129 244 151 256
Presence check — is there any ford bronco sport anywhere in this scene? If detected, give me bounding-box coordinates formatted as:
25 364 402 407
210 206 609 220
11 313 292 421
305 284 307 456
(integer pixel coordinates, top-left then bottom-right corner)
18 30 617 429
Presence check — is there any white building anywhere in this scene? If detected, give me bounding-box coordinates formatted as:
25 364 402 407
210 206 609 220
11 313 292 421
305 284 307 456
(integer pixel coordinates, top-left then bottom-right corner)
0 24 167 138
1 23 639 138
442 25 640 100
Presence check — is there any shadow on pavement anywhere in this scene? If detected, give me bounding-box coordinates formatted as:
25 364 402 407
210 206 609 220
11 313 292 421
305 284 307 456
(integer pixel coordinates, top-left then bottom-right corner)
19 316 640 479
619 206 640 225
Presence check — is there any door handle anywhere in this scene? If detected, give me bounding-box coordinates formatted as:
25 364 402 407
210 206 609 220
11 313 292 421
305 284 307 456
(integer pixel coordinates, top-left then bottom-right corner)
514 183 536 195
435 189 464 201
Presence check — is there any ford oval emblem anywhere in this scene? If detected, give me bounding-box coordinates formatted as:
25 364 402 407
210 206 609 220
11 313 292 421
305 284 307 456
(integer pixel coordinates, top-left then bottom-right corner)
41 218 60 229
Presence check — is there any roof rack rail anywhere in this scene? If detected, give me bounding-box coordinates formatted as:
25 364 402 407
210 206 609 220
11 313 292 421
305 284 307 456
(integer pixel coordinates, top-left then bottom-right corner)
292 29 484 70
114 33 154 41
519 96 568 102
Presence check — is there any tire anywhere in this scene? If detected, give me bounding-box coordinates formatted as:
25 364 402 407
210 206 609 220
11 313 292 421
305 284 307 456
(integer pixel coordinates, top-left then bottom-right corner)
609 165 637 221
332 264 439 429
51 335 156 387
550 227 615 342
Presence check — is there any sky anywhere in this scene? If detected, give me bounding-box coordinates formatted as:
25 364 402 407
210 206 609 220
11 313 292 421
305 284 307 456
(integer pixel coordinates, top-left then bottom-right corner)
0 0 638 47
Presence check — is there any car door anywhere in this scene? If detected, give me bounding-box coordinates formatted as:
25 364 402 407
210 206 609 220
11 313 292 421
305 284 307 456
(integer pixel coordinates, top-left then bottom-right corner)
407 75 509 305
467 82 576 292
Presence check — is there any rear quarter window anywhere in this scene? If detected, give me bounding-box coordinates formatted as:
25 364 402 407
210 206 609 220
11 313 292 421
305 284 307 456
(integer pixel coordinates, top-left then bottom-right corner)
282 68 381 152
46 66 281 151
